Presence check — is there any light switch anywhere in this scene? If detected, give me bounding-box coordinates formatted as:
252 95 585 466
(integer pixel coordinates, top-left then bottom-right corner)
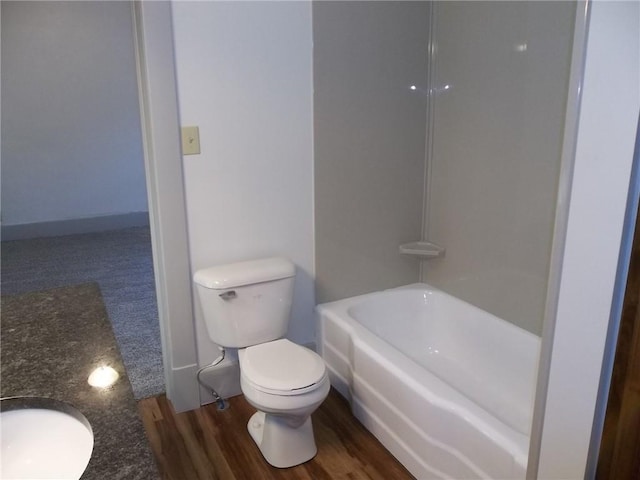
181 126 201 155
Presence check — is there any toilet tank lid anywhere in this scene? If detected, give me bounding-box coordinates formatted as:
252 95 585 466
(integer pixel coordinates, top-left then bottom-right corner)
194 257 295 289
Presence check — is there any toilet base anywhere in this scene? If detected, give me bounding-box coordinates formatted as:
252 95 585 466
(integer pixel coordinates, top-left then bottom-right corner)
247 411 317 468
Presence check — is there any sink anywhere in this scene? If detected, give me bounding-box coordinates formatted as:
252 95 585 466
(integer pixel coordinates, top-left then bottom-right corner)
1 397 94 479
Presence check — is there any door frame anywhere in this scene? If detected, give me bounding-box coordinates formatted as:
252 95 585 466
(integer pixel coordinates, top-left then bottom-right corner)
132 1 200 413
529 1 640 477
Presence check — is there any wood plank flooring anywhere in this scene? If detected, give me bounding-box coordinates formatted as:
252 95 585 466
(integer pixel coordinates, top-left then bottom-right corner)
597 205 640 479
139 388 414 480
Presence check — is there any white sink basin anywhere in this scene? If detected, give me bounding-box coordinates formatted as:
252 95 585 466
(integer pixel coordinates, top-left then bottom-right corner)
1 397 94 479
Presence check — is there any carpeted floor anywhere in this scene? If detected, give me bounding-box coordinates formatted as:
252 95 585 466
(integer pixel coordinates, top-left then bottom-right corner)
0 226 164 399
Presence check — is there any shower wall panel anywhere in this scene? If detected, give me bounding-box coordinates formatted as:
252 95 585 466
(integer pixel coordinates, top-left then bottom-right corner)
423 1 575 334
313 1 430 303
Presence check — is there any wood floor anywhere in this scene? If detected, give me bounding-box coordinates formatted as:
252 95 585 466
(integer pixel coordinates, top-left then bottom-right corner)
139 388 414 480
597 204 640 479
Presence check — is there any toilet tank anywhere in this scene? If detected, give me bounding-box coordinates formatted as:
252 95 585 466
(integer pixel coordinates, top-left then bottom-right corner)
194 257 296 348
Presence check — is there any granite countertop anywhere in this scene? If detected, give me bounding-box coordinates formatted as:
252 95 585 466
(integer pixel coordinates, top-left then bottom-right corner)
1 283 159 479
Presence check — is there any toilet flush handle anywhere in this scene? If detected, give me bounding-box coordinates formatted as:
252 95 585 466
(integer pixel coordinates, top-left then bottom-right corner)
219 290 237 300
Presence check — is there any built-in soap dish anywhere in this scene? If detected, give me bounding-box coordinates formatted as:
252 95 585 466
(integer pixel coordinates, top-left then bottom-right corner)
399 241 445 259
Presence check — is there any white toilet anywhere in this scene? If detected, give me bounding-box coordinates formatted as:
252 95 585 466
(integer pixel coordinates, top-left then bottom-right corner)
194 257 330 468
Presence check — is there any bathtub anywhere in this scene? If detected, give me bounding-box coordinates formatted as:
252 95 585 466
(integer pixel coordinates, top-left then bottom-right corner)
316 283 540 479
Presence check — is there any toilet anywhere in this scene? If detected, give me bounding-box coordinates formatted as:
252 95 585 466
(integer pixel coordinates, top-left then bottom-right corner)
193 257 330 468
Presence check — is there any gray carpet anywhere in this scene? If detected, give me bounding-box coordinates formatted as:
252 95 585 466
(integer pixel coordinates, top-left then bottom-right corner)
1 226 164 399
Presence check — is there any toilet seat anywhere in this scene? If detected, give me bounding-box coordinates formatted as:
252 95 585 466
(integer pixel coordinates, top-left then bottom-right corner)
240 339 327 396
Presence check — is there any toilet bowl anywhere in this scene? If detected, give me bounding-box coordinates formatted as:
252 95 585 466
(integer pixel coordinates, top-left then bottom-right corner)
238 339 330 468
193 257 330 468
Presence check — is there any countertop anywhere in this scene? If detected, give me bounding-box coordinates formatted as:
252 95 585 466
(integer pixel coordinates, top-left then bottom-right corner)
1 283 159 479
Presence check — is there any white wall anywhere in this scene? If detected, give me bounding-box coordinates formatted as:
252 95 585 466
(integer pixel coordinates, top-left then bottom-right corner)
170 1 315 371
424 1 575 335
1 1 147 227
313 1 429 303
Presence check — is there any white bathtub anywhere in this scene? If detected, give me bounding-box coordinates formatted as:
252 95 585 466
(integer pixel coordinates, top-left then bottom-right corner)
316 283 540 479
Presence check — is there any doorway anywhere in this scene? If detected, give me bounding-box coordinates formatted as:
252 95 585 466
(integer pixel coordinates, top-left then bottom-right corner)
0 1 163 399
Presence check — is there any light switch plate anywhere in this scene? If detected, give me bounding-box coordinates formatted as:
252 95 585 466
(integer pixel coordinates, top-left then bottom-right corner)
181 126 200 155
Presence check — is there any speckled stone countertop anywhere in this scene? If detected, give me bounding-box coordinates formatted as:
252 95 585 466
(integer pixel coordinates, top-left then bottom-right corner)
1 283 159 479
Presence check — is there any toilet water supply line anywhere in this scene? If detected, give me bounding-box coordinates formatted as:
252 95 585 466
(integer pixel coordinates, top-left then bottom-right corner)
196 346 228 410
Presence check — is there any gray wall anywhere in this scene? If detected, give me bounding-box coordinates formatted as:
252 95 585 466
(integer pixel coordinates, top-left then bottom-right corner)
313 1 430 303
423 1 575 334
1 1 147 236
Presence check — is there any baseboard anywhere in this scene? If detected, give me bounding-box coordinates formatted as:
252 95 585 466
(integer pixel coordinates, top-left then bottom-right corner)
167 363 202 413
1 212 150 241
